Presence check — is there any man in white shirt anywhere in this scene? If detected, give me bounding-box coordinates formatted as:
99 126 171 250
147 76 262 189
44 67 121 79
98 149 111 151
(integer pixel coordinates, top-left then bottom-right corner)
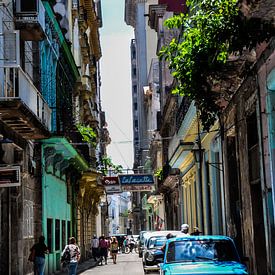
180 224 190 236
91 235 99 261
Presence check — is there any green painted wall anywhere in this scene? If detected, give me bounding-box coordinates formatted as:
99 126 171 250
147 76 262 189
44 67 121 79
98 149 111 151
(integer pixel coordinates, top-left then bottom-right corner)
42 172 72 274
43 174 71 219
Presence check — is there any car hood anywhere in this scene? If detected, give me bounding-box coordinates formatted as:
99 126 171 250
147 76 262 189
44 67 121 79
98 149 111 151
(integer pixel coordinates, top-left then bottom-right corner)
149 248 163 254
163 261 248 274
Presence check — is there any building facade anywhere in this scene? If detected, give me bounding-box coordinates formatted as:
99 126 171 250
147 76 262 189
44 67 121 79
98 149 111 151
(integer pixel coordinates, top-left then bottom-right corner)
0 0 108 274
126 0 275 274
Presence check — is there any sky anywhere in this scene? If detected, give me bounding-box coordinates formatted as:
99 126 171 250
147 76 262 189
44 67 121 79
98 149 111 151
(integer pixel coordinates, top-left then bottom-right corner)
100 0 134 170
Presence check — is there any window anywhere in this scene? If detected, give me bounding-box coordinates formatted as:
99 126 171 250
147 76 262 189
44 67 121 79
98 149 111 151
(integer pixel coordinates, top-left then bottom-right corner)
67 221 71 241
55 220 60 251
21 0 36 12
132 49 136 59
47 219 53 252
23 200 34 238
133 85 137 94
62 220 66 249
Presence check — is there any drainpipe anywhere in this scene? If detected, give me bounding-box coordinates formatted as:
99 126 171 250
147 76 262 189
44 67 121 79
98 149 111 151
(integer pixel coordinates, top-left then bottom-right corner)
218 117 226 235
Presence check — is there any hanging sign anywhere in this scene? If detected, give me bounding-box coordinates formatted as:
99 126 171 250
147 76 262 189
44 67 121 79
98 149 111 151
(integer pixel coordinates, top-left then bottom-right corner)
102 176 121 193
118 174 155 192
0 166 21 187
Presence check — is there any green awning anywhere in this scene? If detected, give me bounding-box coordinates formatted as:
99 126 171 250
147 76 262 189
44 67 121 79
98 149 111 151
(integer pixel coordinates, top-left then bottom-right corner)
42 137 89 172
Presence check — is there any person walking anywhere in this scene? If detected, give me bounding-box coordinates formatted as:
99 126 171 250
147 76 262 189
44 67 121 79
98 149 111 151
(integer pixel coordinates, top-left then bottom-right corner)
110 237 119 264
61 237 81 275
29 236 49 275
129 235 135 253
91 235 99 262
122 236 127 253
98 235 110 265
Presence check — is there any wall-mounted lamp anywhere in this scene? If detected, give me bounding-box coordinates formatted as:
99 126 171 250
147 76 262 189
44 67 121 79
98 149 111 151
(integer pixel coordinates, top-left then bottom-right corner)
191 142 204 163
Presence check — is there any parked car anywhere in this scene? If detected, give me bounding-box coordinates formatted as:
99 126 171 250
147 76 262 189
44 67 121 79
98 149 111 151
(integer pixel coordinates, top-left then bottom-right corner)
142 231 181 273
138 230 151 257
160 235 248 275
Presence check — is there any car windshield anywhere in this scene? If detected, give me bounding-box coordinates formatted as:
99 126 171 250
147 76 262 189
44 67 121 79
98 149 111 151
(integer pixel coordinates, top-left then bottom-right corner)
140 232 148 245
166 240 239 263
148 236 166 249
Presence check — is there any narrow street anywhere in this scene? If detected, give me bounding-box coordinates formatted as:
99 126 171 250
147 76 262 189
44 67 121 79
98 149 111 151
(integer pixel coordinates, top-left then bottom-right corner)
0 0 275 274
80 253 157 275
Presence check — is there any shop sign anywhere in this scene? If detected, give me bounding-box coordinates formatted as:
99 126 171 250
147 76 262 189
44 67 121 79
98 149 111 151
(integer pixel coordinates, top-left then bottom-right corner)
118 174 155 192
118 174 154 185
0 166 21 187
102 176 119 185
102 176 121 193
121 185 155 192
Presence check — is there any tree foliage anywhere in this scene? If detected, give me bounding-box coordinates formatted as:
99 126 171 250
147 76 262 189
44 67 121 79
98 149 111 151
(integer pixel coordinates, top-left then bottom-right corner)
159 0 239 130
100 156 123 176
154 168 163 180
76 124 97 147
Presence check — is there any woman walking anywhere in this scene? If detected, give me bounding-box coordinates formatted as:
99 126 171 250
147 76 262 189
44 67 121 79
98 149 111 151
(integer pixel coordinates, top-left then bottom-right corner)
110 237 119 264
61 237 81 275
29 236 49 275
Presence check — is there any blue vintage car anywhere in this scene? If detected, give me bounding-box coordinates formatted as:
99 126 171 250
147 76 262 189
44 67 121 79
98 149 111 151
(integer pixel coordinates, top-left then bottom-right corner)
159 235 248 275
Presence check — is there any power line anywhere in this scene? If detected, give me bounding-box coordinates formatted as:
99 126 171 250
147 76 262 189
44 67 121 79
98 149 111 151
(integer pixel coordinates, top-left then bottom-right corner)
106 112 132 141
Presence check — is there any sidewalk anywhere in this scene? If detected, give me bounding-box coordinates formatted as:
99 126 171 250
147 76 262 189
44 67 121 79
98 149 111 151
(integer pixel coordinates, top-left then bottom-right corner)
56 258 98 275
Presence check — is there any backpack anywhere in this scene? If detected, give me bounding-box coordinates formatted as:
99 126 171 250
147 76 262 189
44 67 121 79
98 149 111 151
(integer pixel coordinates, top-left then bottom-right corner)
61 246 71 264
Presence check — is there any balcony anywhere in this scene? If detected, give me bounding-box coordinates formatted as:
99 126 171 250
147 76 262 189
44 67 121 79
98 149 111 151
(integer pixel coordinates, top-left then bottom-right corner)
14 0 45 41
0 67 51 139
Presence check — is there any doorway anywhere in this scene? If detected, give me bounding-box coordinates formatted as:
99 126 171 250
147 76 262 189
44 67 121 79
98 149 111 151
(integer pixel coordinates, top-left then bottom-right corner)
247 112 267 274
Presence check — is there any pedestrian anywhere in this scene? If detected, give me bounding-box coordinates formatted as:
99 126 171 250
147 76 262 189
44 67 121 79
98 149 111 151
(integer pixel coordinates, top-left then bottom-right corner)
191 226 202 236
122 236 127 253
110 237 119 264
106 236 112 258
180 223 190 235
98 235 109 265
91 234 99 262
29 235 49 275
129 235 135 252
161 233 175 252
61 237 81 275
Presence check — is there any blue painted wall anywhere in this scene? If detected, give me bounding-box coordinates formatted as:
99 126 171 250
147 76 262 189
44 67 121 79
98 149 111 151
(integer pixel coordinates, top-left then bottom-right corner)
40 16 59 132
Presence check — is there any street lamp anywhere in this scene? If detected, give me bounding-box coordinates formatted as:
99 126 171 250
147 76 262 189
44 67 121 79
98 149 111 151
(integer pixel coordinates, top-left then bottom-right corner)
191 140 204 231
191 141 204 164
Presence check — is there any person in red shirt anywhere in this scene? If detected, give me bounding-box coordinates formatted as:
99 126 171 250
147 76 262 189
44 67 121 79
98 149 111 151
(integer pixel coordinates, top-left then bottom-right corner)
99 236 110 265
